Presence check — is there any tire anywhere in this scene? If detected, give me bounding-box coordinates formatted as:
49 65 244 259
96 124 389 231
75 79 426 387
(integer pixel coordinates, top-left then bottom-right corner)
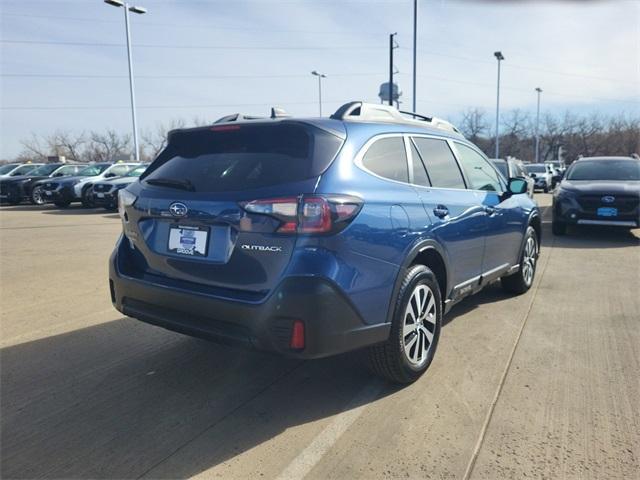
30 186 45 205
552 220 566 236
81 185 94 208
366 265 442 384
54 200 70 208
501 226 538 295
543 185 549 193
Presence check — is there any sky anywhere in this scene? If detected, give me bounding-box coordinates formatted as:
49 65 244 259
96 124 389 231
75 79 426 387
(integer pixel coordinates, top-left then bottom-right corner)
1 0 639 159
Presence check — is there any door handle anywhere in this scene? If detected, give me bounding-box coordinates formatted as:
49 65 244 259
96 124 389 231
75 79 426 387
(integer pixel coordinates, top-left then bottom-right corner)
483 206 497 215
433 205 449 219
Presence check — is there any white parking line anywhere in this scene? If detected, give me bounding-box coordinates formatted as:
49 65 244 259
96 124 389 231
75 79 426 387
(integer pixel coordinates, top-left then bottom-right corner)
276 379 385 480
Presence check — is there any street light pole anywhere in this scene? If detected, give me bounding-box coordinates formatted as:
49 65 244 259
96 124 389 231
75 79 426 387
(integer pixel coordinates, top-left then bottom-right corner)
535 87 543 163
104 0 146 162
494 51 504 159
389 32 398 107
311 71 326 117
412 0 417 112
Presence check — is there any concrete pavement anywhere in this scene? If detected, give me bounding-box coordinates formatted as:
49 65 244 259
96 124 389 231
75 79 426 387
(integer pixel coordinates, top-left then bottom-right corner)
1 195 638 479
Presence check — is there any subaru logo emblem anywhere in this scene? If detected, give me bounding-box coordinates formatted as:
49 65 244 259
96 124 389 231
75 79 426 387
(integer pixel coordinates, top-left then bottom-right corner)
169 202 188 217
601 195 615 204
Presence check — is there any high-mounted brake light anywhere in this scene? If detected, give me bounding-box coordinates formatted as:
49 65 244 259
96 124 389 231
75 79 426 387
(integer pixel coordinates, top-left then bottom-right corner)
210 125 241 132
240 195 362 234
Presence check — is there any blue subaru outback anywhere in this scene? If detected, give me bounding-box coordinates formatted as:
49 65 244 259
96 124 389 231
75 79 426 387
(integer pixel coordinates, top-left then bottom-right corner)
110 102 540 383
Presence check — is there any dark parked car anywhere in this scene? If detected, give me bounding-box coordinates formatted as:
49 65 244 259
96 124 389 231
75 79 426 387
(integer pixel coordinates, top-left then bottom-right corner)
0 163 84 205
91 164 149 210
0 163 43 179
552 156 640 235
39 163 133 207
492 158 534 197
110 101 540 383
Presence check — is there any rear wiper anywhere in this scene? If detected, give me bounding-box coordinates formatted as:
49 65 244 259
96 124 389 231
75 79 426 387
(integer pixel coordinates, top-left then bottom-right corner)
145 177 195 191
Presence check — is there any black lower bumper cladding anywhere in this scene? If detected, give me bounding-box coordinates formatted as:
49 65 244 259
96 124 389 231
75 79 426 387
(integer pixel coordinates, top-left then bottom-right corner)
109 238 390 359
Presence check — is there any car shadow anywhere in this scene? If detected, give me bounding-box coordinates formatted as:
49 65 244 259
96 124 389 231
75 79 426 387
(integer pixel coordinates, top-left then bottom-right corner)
442 282 512 326
41 206 107 215
0 318 399 479
550 225 639 249
0 204 50 211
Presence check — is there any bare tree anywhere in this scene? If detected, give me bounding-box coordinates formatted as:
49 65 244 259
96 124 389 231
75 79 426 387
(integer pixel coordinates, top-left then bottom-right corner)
459 108 489 144
500 109 532 159
52 130 87 163
19 133 56 161
141 119 185 160
86 130 132 162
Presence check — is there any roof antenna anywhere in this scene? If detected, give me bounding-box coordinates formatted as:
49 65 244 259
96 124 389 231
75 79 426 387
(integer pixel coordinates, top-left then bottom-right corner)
271 107 290 119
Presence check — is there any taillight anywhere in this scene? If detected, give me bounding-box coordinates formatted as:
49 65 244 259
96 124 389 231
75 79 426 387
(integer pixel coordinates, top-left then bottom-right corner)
240 195 362 234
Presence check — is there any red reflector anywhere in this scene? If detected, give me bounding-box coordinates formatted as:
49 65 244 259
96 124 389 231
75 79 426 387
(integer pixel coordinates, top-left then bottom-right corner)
290 320 305 350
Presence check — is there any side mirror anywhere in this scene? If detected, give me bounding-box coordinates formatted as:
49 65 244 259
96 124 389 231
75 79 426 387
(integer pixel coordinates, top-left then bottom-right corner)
507 178 528 195
529 172 536 178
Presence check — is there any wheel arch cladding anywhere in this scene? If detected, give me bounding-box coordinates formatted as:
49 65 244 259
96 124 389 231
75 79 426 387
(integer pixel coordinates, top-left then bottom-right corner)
410 247 447 305
529 213 542 245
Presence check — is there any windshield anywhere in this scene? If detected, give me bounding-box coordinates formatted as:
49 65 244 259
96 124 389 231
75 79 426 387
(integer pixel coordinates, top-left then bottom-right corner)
492 161 508 178
78 164 109 176
526 165 547 173
0 164 20 174
29 164 61 176
566 160 640 181
10 164 38 175
143 123 343 193
126 165 147 177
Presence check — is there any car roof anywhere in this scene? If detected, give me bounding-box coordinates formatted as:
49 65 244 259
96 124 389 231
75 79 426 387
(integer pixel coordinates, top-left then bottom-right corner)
576 156 638 161
168 101 465 143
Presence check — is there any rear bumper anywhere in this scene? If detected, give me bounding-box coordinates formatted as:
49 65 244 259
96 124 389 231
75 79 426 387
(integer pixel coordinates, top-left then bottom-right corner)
109 239 390 359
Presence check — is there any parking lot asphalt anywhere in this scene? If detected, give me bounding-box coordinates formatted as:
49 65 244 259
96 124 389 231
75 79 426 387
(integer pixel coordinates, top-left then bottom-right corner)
1 194 638 479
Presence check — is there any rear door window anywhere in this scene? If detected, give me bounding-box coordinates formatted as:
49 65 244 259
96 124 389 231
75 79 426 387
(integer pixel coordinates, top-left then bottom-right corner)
455 143 503 192
361 137 409 183
412 137 466 189
143 122 343 193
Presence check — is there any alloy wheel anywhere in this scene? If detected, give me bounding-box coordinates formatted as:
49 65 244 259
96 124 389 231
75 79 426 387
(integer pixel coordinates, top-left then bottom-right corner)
32 186 44 205
522 236 537 287
402 284 437 367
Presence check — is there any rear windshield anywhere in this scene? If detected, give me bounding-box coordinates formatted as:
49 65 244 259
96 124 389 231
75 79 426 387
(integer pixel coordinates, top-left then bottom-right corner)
566 160 640 181
142 122 343 193
526 165 546 173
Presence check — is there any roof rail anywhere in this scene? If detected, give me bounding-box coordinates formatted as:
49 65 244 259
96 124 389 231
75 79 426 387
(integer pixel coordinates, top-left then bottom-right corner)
330 101 461 135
